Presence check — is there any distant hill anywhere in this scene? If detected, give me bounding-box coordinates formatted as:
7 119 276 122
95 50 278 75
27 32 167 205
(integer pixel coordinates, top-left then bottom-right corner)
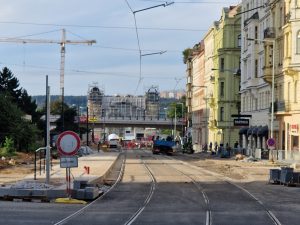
32 95 87 108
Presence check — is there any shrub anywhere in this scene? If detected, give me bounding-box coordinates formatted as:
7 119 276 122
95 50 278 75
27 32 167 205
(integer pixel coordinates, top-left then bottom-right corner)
0 137 16 156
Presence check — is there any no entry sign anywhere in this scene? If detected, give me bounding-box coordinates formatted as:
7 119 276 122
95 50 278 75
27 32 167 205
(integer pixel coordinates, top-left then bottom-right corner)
267 138 276 147
56 131 81 156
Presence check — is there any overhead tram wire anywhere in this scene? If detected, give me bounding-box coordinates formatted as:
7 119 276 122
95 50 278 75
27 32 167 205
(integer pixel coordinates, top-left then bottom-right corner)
125 0 144 94
137 0 236 4
124 0 173 93
3 62 184 80
0 21 206 32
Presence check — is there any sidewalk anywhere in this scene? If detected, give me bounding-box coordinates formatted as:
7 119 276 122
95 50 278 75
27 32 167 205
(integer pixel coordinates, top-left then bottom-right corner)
0 150 120 201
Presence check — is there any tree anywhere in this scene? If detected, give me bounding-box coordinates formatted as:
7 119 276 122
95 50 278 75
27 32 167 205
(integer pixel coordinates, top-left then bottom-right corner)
48 100 78 133
0 67 39 123
0 67 21 101
0 94 39 151
182 48 192 64
0 67 41 151
167 101 187 119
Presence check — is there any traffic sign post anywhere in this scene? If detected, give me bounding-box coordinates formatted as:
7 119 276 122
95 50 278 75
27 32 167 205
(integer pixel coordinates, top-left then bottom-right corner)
56 131 80 198
57 131 81 156
267 138 276 161
267 138 276 148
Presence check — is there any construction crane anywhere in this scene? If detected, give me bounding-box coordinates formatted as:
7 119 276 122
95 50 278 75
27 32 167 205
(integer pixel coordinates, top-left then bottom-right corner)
0 29 96 97
0 29 96 131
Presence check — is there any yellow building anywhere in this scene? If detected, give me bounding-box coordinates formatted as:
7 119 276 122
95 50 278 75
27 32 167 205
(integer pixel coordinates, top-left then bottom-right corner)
210 6 241 147
280 0 300 159
186 5 241 150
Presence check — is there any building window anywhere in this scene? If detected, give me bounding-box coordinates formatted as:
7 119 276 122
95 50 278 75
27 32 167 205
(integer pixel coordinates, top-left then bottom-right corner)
295 81 298 103
255 59 258 78
220 107 224 121
220 58 225 71
297 31 300 54
288 82 291 102
220 82 225 97
255 26 258 38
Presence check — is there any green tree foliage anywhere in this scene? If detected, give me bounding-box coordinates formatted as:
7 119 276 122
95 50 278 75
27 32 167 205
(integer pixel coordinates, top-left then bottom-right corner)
1 137 16 156
0 67 41 152
0 67 39 123
0 67 21 103
0 94 37 151
167 101 187 119
43 100 78 133
182 48 192 64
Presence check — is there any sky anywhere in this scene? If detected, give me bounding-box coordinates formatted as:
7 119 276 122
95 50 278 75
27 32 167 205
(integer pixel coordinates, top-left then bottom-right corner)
0 0 239 96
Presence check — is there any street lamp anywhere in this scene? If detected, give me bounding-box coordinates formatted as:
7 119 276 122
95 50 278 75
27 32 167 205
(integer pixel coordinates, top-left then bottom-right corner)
175 102 184 137
247 38 275 139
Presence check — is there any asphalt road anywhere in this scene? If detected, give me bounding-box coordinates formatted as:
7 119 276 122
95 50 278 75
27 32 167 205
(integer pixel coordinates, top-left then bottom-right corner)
0 149 300 225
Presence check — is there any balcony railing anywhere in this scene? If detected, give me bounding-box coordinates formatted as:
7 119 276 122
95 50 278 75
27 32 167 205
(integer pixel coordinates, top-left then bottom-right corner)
264 27 275 39
270 101 291 113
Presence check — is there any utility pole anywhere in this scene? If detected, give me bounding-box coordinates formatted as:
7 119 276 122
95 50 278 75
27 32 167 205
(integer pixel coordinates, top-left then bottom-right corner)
86 106 89 146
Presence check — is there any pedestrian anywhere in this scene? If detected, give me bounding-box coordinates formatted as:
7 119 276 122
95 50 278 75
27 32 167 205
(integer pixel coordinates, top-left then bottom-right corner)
209 142 213 151
97 141 101 153
226 143 231 157
214 142 218 153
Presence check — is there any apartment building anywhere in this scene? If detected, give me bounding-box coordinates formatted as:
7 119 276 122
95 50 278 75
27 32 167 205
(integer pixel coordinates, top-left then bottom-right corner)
240 0 273 152
186 5 241 150
281 0 300 159
240 0 300 160
210 6 241 147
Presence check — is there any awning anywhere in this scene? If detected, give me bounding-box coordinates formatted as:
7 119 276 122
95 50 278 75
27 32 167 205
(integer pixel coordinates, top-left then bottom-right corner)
239 127 248 135
252 126 259 136
247 127 253 135
258 126 268 137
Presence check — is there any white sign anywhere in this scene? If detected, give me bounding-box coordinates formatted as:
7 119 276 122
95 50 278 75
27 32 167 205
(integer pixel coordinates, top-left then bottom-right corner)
60 156 78 168
56 131 80 156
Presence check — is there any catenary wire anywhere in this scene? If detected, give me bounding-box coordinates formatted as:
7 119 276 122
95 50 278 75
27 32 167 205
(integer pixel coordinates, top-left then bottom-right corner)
0 21 208 32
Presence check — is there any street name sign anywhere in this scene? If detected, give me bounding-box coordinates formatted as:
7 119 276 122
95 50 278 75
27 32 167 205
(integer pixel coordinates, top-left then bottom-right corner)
233 118 249 126
56 131 80 156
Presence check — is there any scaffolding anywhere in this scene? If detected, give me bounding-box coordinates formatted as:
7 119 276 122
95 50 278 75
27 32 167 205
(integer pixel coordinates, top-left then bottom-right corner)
87 83 104 119
145 86 160 117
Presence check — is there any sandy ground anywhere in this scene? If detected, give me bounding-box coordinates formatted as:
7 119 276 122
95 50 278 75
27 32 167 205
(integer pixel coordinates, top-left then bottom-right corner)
180 152 288 182
0 150 288 185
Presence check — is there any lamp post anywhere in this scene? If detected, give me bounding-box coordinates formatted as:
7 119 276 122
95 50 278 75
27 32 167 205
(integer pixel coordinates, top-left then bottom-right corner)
86 106 89 146
177 102 184 137
247 38 275 139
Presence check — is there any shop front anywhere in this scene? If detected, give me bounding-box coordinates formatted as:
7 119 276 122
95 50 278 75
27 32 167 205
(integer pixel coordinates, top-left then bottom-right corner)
285 122 300 160
239 125 268 155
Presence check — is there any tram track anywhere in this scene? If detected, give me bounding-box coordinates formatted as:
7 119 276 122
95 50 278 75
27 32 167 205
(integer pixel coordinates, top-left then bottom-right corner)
166 153 282 225
54 152 127 225
54 149 283 225
54 150 157 225
124 157 156 225
144 152 212 225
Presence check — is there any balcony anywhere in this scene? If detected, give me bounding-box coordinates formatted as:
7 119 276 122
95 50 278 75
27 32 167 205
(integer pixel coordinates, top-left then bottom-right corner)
264 27 275 39
262 66 272 83
270 101 291 113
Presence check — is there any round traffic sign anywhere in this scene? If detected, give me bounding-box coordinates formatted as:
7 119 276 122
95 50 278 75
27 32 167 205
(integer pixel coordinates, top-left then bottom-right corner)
267 138 276 147
57 131 81 156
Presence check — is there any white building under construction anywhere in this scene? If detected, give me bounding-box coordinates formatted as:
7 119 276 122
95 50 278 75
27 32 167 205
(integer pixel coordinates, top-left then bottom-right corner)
87 84 160 119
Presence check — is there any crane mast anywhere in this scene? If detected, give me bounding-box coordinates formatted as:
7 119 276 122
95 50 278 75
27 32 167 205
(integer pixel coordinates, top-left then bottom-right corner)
60 29 66 98
0 29 96 131
0 29 96 96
